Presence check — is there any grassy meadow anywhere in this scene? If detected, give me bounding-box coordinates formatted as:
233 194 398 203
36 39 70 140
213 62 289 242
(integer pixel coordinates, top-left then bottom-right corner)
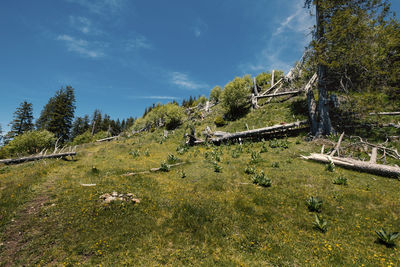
1 98 400 266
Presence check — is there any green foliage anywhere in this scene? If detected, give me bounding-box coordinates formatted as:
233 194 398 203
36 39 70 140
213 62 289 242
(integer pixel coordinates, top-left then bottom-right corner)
209 86 222 103
306 196 323 213
214 116 227 127
213 161 222 173
271 162 280 168
333 176 348 185
8 101 34 139
256 72 272 88
6 130 55 156
92 131 108 141
252 170 271 187
180 170 186 178
144 149 150 157
269 138 289 149
313 214 328 233
133 103 186 131
250 151 261 164
167 154 179 164
244 165 256 175
130 150 140 158
36 86 76 143
91 166 99 174
221 76 252 118
72 131 93 145
326 161 335 172
375 228 399 247
160 162 170 172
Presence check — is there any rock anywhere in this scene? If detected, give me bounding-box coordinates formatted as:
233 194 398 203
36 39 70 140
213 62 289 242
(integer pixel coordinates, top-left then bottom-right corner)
131 198 140 204
104 196 117 203
112 191 118 197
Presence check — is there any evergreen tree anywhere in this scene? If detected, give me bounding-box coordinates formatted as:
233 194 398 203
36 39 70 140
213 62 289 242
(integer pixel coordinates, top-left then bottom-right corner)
91 109 102 135
8 101 34 138
36 86 76 142
71 116 90 140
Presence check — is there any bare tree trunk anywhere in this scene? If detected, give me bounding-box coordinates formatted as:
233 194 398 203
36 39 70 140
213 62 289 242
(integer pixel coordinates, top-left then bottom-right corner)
307 90 318 134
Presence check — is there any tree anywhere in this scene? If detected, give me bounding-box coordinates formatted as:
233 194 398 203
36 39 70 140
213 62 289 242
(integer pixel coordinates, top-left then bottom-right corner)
209 86 222 103
71 115 90 140
90 109 102 135
6 130 55 156
8 101 34 138
221 76 253 118
36 86 76 142
304 0 396 136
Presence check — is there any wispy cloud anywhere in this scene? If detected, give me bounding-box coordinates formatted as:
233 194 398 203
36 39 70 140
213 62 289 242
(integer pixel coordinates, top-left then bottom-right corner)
125 35 152 51
170 72 208 90
69 16 102 35
192 19 208 38
57 34 106 58
65 0 126 14
240 1 313 74
132 96 181 100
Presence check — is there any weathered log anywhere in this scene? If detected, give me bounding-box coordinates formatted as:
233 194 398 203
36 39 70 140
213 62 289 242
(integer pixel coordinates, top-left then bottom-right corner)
96 136 119 142
256 90 301 99
210 120 308 143
370 148 378 164
369 112 400 116
301 153 400 178
123 162 187 176
0 152 77 165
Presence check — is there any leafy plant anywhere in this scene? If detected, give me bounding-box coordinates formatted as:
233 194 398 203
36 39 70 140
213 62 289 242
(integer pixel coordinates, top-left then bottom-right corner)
130 150 140 158
250 151 261 164
91 166 99 174
306 196 323 212
333 176 348 185
244 165 256 175
221 75 253 118
144 149 150 157
167 154 179 164
271 162 280 168
180 170 186 178
375 228 399 247
214 116 227 127
313 214 328 233
213 162 222 173
260 142 268 153
160 162 170 172
326 161 335 172
269 138 289 149
252 171 271 187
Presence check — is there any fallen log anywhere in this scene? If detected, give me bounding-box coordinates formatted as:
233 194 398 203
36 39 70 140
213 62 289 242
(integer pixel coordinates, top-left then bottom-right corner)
0 152 77 165
123 162 187 176
301 153 400 178
205 120 308 144
256 90 301 99
369 112 400 116
96 136 119 142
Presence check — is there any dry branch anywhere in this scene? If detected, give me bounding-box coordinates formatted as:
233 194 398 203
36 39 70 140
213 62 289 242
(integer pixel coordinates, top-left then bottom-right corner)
302 153 400 178
0 152 77 165
96 136 119 142
369 112 400 116
256 90 301 99
330 132 345 157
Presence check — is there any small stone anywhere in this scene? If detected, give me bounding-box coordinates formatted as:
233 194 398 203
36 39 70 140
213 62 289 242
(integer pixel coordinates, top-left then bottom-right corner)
131 198 140 204
99 193 110 199
104 196 116 203
112 191 118 197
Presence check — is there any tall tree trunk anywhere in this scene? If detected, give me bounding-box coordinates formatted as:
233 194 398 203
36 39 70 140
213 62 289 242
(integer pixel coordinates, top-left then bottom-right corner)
314 0 335 136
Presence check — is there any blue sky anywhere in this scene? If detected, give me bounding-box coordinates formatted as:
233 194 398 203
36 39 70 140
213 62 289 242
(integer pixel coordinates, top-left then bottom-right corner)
1 0 399 132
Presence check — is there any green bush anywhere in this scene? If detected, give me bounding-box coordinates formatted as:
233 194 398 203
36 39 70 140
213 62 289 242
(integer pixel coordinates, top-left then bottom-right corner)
221 76 252 118
376 228 399 247
209 86 222 103
72 131 93 145
6 130 55 155
252 170 271 187
306 196 323 213
214 116 227 127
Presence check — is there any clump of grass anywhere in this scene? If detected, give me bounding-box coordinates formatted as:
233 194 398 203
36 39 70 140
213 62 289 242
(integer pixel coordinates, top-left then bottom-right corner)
180 170 186 178
244 165 256 175
333 176 348 185
269 138 289 149
326 161 335 172
144 149 150 157
160 162 170 172
306 196 323 212
176 144 188 155
213 162 222 173
252 171 271 187
313 214 328 233
376 228 399 247
271 162 280 168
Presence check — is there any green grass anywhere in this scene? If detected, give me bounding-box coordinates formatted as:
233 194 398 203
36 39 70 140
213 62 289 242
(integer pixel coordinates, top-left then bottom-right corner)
1 96 400 265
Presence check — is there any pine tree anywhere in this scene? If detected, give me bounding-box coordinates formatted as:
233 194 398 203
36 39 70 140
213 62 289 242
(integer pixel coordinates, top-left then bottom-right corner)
36 86 76 142
8 101 34 138
71 116 90 140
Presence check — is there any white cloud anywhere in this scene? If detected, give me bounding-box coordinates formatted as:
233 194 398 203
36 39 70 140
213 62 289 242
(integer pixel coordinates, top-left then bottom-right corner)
65 0 126 14
274 2 313 36
69 16 102 35
57 34 105 58
126 35 152 51
170 72 208 90
192 19 208 38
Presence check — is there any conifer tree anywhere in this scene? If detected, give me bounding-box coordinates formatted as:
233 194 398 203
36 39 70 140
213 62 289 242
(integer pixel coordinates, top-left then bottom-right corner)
36 86 76 142
8 101 34 138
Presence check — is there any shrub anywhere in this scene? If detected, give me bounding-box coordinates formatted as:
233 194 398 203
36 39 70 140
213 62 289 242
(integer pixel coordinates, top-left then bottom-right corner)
252 171 271 187
250 151 261 164
213 162 222 173
326 161 335 172
6 130 55 155
209 86 222 103
221 76 252 118
72 131 93 145
214 116 227 127
244 165 256 175
306 196 323 213
160 162 170 172
376 228 399 247
313 214 328 233
333 176 348 185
